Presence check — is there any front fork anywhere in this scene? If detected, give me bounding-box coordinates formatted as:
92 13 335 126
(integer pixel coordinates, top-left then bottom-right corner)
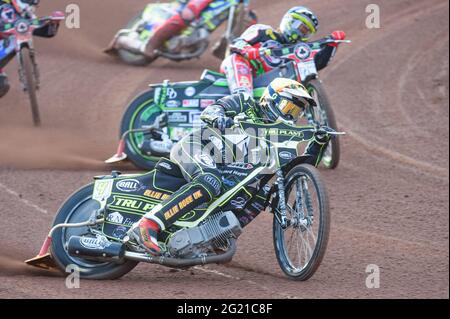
17 46 40 91
275 169 289 229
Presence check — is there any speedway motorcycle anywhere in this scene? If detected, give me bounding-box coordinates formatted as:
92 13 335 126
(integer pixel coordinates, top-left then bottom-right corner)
0 10 64 126
104 0 257 66
26 115 344 281
107 38 350 170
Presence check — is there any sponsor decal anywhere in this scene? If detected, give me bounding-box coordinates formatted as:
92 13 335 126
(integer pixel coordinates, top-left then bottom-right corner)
190 112 202 124
230 197 247 209
279 151 295 160
93 180 113 202
112 226 128 238
144 189 170 201
221 169 249 178
110 196 155 212
166 100 181 108
182 99 200 107
200 99 216 109
250 201 265 212
168 112 188 123
158 162 172 170
295 43 311 60
194 154 216 168
239 76 251 88
222 178 236 187
228 163 254 170
204 175 221 194
116 179 142 192
80 236 111 250
1 7 17 23
264 128 305 138
237 64 250 75
167 88 177 99
106 211 124 224
163 190 203 220
184 87 196 97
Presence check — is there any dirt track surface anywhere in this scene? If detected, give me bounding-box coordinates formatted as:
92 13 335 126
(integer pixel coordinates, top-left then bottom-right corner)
0 0 448 299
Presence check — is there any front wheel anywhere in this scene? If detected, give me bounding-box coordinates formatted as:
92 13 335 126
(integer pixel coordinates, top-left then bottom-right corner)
305 79 340 169
50 184 138 280
273 164 330 281
19 47 40 126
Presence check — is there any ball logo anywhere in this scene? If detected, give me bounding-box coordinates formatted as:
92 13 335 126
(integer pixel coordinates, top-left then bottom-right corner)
279 151 294 160
116 179 141 192
184 87 196 97
80 236 111 250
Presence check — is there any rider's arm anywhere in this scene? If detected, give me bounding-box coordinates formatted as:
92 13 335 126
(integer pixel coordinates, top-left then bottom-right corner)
314 31 346 71
230 24 278 60
200 93 256 128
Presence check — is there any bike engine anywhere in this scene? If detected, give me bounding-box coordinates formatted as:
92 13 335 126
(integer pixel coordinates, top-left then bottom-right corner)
167 211 242 258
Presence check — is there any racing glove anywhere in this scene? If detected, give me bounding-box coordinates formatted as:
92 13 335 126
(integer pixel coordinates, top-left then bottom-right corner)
241 47 273 60
213 116 234 133
328 30 346 47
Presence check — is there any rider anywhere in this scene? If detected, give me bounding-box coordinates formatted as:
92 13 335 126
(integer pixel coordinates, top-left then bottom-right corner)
0 0 60 98
221 6 346 95
121 0 215 60
128 78 329 255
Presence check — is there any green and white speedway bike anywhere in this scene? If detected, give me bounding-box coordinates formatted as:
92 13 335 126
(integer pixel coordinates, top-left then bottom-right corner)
105 0 257 65
26 116 343 281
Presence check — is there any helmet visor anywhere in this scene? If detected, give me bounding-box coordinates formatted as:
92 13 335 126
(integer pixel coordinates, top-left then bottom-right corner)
279 100 302 120
291 19 313 39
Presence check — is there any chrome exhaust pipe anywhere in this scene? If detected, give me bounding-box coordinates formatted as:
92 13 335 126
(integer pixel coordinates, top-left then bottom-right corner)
124 239 237 268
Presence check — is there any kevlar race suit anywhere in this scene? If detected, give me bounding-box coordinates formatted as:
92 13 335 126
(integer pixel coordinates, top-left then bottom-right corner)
221 24 341 95
135 93 329 254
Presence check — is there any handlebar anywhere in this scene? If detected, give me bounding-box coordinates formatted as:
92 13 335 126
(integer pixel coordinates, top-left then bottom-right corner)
268 38 351 58
231 116 346 136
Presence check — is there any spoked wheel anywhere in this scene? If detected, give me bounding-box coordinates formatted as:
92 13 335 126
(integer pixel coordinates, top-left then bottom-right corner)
305 79 340 169
19 47 40 126
273 164 330 281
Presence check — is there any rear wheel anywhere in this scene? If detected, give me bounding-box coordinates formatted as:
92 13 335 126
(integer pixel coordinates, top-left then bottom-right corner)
50 184 138 280
305 79 340 169
273 164 330 281
19 47 40 126
120 89 165 170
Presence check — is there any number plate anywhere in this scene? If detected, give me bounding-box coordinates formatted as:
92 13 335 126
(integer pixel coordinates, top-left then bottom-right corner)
297 60 318 81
